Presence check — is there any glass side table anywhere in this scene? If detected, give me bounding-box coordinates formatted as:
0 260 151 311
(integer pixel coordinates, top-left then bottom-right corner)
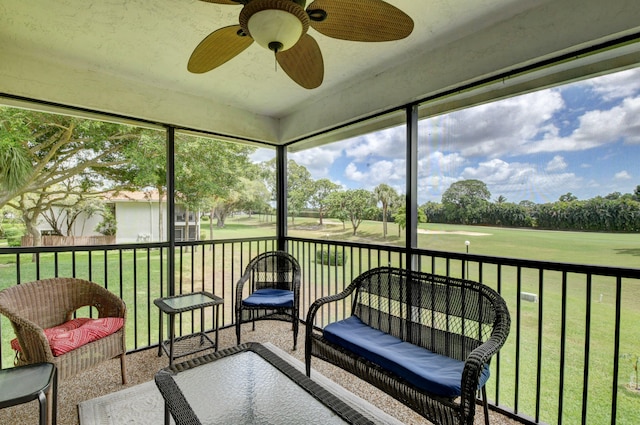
0 362 57 425
154 291 224 365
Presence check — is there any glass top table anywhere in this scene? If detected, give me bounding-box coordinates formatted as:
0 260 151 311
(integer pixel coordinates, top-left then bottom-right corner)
154 292 224 365
155 343 376 425
0 362 57 425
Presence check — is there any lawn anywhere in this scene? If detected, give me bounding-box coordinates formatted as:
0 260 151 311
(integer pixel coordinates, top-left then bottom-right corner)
1 215 639 423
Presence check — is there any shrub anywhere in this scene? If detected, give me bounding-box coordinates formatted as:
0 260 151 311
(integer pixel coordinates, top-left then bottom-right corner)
4 227 24 247
95 209 117 236
315 248 347 266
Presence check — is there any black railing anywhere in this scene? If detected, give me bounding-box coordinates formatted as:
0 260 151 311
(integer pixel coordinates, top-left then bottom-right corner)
1 237 639 425
288 237 640 425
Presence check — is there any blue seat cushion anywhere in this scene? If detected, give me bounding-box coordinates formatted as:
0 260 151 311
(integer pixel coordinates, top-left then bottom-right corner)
322 316 490 398
242 288 294 308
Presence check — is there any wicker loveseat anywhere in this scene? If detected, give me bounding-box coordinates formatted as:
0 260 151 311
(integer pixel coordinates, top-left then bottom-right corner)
0 277 127 383
305 267 510 425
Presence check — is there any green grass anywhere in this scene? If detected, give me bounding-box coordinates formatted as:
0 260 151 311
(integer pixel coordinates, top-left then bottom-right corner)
2 216 639 423
234 215 640 424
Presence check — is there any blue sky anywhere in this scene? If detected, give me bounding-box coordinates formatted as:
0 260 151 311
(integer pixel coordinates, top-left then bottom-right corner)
253 67 640 205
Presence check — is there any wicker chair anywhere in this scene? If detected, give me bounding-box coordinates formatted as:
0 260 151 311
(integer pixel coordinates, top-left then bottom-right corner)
235 251 301 350
0 278 127 383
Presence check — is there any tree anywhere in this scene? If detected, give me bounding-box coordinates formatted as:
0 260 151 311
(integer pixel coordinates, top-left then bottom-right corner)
124 132 255 241
327 189 376 236
420 201 446 223
207 177 270 233
325 191 348 230
374 183 399 238
95 205 116 236
259 159 313 224
393 204 427 237
0 108 146 246
441 179 491 224
211 192 241 229
0 137 31 193
41 194 104 236
174 135 254 241
121 131 167 240
559 192 578 202
310 179 339 225
286 160 313 223
236 178 271 218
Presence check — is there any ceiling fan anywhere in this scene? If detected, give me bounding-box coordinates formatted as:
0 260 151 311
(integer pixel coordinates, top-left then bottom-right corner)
188 0 414 89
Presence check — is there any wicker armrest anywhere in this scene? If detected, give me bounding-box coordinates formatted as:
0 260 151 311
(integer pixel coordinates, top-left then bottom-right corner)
9 316 54 364
90 284 127 319
305 280 359 332
234 273 252 311
460 302 511 412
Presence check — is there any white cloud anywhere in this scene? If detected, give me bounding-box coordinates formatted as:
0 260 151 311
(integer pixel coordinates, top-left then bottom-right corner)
343 162 364 182
461 159 536 185
418 174 459 202
516 94 640 154
417 151 466 178
250 148 275 163
343 159 405 191
580 67 640 101
290 144 344 178
420 89 565 158
451 158 583 204
292 68 640 205
344 126 406 161
546 155 567 172
614 170 631 180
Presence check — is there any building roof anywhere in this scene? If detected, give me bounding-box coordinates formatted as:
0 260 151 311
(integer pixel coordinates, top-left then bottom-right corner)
106 190 167 203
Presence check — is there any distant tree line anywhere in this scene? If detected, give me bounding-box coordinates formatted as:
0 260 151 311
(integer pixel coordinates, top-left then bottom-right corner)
421 179 640 232
3 106 638 247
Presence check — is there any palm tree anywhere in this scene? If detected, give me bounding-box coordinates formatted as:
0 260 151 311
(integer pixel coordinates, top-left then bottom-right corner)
374 184 398 238
0 142 32 195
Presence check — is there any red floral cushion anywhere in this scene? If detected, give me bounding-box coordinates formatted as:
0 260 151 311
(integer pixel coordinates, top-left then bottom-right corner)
11 317 124 357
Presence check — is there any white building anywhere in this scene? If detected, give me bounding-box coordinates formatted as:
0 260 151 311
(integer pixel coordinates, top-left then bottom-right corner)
37 190 200 244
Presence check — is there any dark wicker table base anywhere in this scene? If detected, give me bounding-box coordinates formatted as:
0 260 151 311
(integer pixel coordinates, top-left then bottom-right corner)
155 342 377 425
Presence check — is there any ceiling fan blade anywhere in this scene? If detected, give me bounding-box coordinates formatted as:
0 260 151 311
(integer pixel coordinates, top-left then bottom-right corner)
307 0 413 42
198 0 241 5
188 25 253 73
276 34 324 89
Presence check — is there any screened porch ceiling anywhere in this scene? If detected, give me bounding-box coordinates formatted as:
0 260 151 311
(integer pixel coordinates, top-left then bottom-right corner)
1 0 640 148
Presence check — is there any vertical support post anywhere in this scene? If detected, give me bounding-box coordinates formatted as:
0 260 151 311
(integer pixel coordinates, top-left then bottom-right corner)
166 126 176 296
276 145 288 252
406 104 419 270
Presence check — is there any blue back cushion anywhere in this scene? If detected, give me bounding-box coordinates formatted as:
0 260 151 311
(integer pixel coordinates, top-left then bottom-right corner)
323 316 490 398
242 288 293 307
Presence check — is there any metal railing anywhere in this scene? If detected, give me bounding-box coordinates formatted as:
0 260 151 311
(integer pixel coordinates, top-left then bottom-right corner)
1 236 638 425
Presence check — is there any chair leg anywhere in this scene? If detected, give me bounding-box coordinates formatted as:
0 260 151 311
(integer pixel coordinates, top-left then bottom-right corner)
481 386 490 425
120 353 127 384
292 318 298 350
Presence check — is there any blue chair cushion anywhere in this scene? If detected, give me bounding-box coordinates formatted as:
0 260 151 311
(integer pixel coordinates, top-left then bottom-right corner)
322 316 490 398
242 288 294 308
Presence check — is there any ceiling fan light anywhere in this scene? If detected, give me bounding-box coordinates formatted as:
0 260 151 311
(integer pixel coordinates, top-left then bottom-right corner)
248 9 303 52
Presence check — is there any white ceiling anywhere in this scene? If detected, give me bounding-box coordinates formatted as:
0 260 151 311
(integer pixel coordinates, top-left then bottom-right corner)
1 0 640 146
